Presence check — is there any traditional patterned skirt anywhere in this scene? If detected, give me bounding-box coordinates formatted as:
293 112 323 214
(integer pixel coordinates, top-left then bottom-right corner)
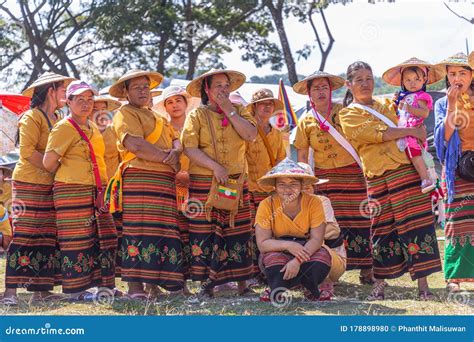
444 175 474 282
187 174 254 288
262 247 331 298
5 181 61 291
177 210 191 280
54 182 116 293
366 164 442 280
112 212 123 278
314 163 372 270
249 191 272 276
120 168 184 290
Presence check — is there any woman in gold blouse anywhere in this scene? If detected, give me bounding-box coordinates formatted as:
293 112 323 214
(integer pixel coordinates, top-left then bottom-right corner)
181 69 257 297
339 61 442 300
44 81 117 300
2 73 73 305
293 71 373 284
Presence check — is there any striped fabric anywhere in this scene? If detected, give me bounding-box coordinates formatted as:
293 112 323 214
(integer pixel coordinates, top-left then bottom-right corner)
366 164 442 280
188 174 254 288
120 168 184 290
314 163 372 270
444 175 474 282
54 182 117 293
112 212 123 278
5 181 61 291
249 191 272 276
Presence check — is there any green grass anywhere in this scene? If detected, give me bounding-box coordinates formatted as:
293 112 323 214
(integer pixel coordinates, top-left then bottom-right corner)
0 237 473 316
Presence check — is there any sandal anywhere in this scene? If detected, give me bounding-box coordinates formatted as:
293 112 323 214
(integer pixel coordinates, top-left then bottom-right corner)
0 296 18 306
446 282 461 293
359 275 376 285
259 288 271 302
418 290 436 301
367 281 388 301
66 291 96 302
30 293 66 304
197 288 214 299
124 292 152 301
238 287 256 297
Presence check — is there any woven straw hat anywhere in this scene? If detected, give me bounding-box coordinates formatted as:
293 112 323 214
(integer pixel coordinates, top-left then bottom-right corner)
94 95 122 111
245 88 283 115
258 158 318 187
293 71 345 95
186 69 246 98
22 72 76 98
109 69 164 98
382 57 445 86
155 86 193 115
436 52 471 70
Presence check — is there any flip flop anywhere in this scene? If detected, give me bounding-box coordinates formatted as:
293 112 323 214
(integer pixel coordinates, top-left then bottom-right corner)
238 287 256 297
418 290 436 301
259 289 271 302
65 291 97 303
0 296 18 306
30 293 66 304
124 293 152 301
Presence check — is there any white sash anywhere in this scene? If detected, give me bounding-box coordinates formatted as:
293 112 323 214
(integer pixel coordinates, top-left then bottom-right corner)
311 109 363 169
349 103 397 128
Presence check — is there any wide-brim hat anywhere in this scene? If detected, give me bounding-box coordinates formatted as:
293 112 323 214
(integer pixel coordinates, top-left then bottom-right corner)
258 158 318 188
293 71 345 95
109 69 164 98
94 95 122 111
155 86 193 115
468 51 474 70
297 162 328 185
150 88 163 97
382 57 445 86
246 88 283 115
435 52 472 71
22 72 76 98
186 69 246 98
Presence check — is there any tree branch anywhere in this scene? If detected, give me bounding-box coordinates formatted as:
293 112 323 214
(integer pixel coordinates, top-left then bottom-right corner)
444 2 474 24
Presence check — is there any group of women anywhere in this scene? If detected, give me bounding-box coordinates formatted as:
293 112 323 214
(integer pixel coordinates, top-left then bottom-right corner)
0 51 473 305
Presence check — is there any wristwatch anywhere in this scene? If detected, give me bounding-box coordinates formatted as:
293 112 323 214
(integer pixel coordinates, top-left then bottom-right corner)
228 110 237 117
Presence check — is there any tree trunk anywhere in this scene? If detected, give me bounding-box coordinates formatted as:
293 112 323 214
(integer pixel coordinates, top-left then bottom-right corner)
266 0 298 84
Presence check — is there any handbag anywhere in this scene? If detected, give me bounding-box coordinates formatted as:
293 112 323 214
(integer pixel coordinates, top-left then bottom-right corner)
67 118 107 211
458 150 474 182
204 111 245 228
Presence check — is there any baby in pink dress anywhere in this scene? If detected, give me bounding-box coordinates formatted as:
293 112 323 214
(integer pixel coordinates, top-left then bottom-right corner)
395 66 435 193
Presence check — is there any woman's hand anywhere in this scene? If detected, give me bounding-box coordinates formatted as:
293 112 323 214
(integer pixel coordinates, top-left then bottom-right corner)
281 258 301 280
214 92 235 115
2 234 12 250
212 164 228 184
286 241 310 262
410 125 427 141
175 170 190 188
163 149 180 165
447 85 461 105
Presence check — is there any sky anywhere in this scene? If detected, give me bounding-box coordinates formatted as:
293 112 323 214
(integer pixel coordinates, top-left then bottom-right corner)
223 0 473 78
